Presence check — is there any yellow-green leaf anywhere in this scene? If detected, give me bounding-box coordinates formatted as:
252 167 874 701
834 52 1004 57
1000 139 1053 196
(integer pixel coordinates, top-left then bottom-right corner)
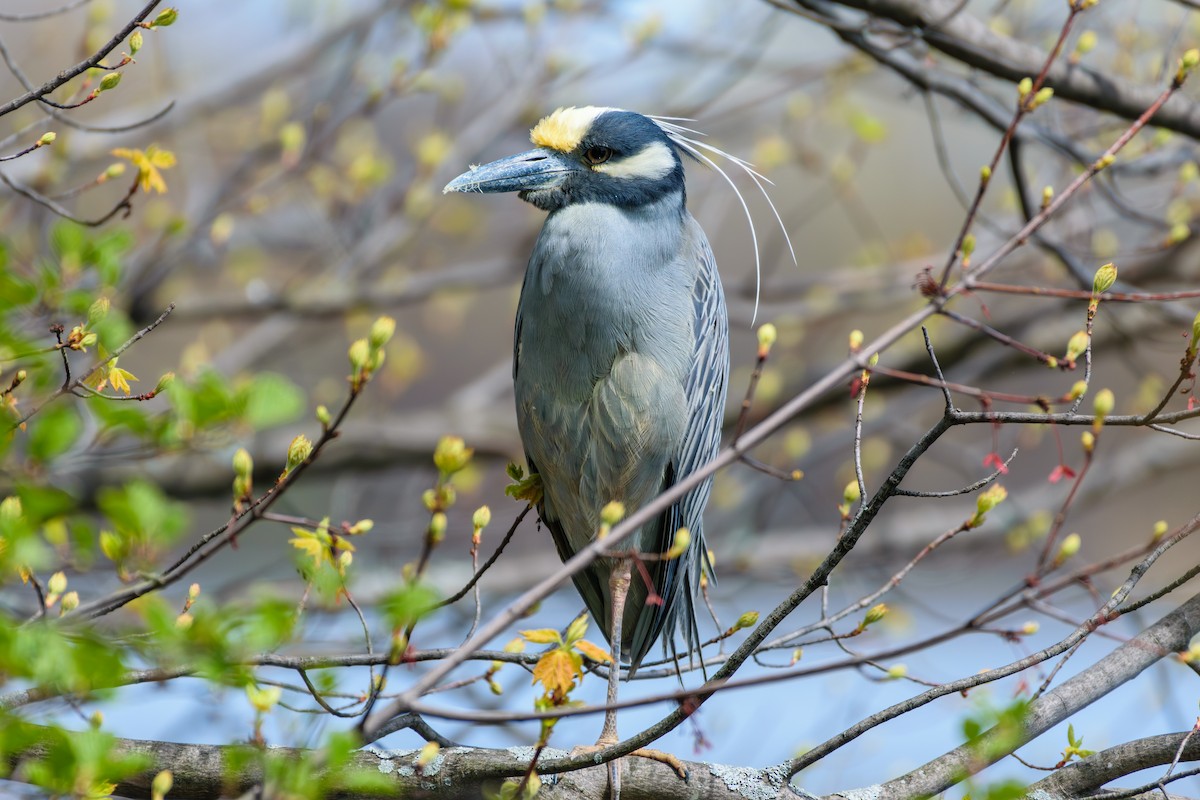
521 628 562 645
109 366 137 395
573 639 612 664
290 536 326 567
532 649 579 695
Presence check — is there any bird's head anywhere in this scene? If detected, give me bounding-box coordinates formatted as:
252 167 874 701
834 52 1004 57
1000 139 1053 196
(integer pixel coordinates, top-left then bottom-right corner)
443 106 686 211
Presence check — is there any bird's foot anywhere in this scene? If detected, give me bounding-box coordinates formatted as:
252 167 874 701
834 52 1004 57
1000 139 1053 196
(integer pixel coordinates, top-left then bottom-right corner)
570 743 689 799
626 748 688 780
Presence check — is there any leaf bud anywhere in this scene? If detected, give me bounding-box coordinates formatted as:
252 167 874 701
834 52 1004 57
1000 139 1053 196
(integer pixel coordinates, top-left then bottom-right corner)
0 496 21 522
842 480 861 505
60 591 79 612
348 338 370 370
1092 262 1117 295
1021 621 1040 635
369 316 396 350
428 512 447 543
129 30 143 56
1152 520 1169 541
600 500 626 526
232 447 253 479
99 72 122 92
472 505 491 530
48 571 67 595
1057 532 1082 562
886 663 907 679
1017 77 1033 101
848 329 864 351
416 741 442 771
37 131 56 147
285 434 313 472
1064 330 1089 364
1041 185 1054 208
1093 388 1114 422
151 8 178 26
664 526 690 560
756 323 777 358
734 610 759 631
245 684 281 713
433 435 472 475
1080 430 1095 453
971 484 1007 527
863 603 888 626
1031 87 1054 108
1069 380 1088 400
316 405 331 426
99 531 121 562
980 164 992 182
151 771 173 800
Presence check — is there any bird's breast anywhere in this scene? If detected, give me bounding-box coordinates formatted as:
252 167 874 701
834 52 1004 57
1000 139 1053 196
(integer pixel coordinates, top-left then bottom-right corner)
514 199 697 532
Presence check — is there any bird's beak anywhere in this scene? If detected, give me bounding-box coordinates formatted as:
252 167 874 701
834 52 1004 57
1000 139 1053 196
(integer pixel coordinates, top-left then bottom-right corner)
443 148 576 194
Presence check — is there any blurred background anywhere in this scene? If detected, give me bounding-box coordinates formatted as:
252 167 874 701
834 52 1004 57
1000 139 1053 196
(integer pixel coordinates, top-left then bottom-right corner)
3 0 1200 796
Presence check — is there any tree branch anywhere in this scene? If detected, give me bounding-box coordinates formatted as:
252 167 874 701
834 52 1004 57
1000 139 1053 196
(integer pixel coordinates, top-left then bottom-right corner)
840 591 1200 800
1028 731 1200 799
789 0 1200 139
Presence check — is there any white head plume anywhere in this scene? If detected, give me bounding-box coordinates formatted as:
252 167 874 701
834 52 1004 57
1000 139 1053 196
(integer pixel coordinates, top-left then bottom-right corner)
650 115 797 324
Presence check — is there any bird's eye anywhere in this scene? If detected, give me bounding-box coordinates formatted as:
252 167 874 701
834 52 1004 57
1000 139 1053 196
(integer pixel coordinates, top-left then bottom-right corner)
583 146 613 166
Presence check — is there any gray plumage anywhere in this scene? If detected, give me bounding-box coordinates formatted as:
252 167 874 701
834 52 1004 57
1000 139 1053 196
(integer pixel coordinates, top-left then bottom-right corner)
445 106 729 672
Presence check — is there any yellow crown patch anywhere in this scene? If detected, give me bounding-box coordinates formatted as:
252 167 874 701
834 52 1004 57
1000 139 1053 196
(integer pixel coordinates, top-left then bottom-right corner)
530 106 615 153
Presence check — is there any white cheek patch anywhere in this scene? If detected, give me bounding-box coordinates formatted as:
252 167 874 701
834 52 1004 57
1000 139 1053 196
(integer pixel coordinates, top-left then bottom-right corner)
594 141 675 180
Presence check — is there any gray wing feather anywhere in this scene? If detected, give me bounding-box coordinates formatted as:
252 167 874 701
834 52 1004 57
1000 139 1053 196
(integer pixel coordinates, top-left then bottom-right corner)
625 224 728 670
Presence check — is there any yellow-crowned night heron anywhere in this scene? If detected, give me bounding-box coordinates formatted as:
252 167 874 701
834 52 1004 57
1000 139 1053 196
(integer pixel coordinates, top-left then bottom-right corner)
444 106 728 782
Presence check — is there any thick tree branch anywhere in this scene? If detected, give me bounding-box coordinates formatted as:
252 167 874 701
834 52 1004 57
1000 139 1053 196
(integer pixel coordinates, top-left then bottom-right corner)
1029 731 1200 799
789 0 1200 140
6 732 807 800
838 591 1200 800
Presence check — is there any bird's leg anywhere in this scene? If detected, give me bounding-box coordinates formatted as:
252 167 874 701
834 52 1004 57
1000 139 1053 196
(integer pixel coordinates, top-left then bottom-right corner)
589 559 688 798
595 557 631 799
599 557 631 746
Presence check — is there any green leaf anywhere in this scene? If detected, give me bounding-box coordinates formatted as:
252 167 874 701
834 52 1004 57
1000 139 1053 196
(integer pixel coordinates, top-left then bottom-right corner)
16 484 76 523
27 405 82 462
238 597 297 652
0 269 36 307
96 479 187 546
382 582 440 630
91 398 158 438
241 372 305 429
